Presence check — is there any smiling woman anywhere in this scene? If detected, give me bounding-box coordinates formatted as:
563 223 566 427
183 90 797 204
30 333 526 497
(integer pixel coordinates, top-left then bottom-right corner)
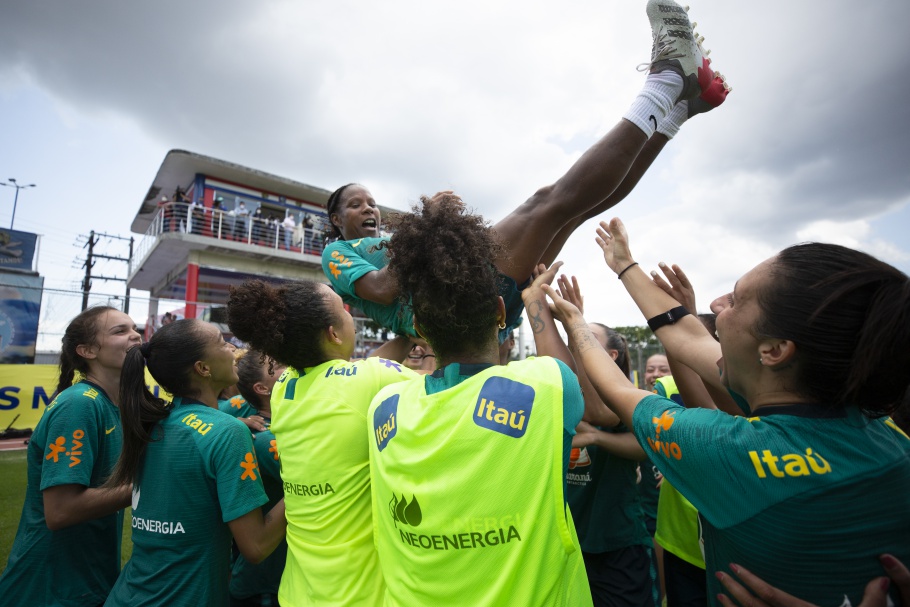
0 306 138 607
543 217 910 607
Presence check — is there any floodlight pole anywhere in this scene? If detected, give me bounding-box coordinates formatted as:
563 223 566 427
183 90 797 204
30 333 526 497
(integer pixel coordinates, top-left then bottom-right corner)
1 178 37 230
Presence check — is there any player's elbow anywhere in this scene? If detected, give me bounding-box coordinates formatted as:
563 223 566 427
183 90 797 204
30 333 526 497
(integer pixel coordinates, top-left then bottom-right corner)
45 511 71 531
238 543 267 565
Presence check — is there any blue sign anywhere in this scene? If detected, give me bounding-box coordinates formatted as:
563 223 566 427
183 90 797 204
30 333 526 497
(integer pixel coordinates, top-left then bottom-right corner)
0 228 38 272
473 376 535 438
374 394 399 452
0 273 43 364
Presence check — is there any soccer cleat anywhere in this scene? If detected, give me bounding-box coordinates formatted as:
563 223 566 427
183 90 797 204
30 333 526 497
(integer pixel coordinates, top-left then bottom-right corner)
687 71 732 117
642 0 713 102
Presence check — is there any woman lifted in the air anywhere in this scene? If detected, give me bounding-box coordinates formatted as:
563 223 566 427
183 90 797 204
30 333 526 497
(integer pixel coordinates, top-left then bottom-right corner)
322 0 730 342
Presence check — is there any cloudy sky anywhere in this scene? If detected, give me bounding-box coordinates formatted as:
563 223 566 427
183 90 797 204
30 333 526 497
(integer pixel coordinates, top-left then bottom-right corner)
1 0 908 349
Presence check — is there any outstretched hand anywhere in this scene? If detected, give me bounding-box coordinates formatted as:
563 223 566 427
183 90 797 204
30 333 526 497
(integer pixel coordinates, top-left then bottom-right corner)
545 273 585 325
424 190 463 211
571 421 601 448
651 262 697 312
595 218 635 276
540 281 585 328
522 262 564 302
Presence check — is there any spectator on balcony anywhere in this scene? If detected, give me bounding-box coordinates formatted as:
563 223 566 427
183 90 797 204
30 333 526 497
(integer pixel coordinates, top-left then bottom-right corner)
174 187 190 233
211 197 228 237
282 213 296 251
251 208 266 245
234 201 250 241
190 199 206 236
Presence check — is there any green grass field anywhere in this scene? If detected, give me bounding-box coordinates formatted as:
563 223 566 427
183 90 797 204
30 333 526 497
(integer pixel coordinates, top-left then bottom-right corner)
0 449 133 571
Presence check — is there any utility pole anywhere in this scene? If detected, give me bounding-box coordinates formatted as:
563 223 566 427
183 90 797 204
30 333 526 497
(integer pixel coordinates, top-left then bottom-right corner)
82 231 96 311
80 232 135 311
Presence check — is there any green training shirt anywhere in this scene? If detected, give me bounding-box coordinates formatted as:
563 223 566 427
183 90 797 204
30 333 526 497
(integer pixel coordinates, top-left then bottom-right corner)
652 377 704 569
322 237 417 337
105 398 268 607
632 395 910 606
0 381 123 607
567 424 649 554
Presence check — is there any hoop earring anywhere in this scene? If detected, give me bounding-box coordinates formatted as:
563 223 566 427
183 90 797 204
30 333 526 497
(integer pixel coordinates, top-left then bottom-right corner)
498 321 507 330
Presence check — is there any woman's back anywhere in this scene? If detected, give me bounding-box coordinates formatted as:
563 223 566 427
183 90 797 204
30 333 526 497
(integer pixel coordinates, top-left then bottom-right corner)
106 399 266 607
272 357 415 606
368 358 592 607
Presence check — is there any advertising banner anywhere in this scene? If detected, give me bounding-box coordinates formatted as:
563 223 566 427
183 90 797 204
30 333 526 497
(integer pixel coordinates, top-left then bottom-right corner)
0 273 43 364
0 365 168 431
0 228 38 272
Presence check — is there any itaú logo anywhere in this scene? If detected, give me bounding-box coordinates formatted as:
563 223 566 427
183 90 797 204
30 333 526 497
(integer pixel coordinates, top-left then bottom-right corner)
389 493 422 528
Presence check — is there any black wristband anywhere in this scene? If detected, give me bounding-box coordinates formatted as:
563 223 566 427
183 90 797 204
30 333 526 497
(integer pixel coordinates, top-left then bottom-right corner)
647 306 691 332
616 262 638 280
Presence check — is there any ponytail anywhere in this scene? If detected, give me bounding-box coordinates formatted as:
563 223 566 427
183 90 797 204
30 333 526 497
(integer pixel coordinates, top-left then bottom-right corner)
845 275 910 417
105 344 171 488
757 243 910 417
104 319 209 488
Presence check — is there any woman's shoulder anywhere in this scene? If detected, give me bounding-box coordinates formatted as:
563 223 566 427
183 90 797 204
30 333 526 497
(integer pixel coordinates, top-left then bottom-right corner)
46 381 115 413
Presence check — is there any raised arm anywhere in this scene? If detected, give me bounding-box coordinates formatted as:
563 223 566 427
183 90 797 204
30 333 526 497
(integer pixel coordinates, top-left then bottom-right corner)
650 260 743 414
596 218 723 392
542 283 651 429
553 274 620 427
520 262 576 373
368 335 413 362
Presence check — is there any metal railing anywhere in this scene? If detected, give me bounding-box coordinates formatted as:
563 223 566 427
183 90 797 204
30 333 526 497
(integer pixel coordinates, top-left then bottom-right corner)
133 202 327 271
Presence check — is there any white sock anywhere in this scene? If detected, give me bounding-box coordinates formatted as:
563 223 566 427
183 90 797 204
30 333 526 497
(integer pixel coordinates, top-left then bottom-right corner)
657 100 689 139
623 71 684 137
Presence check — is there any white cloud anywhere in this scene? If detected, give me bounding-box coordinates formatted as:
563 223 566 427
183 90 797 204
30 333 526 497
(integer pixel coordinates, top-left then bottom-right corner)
0 0 907 342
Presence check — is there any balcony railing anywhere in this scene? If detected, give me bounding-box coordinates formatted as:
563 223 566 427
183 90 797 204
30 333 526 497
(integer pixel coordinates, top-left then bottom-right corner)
134 202 327 271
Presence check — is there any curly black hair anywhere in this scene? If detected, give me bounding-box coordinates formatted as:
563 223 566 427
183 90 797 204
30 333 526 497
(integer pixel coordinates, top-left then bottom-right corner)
385 194 505 360
227 279 335 370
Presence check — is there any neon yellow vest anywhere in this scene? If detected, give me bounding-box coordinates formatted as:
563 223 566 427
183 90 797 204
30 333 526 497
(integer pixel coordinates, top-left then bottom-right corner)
368 359 592 607
272 359 415 606
652 376 705 569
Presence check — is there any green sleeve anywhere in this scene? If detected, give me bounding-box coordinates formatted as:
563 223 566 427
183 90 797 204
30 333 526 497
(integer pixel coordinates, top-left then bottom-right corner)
207 417 269 523
631 394 758 527
556 359 584 435
322 240 381 298
39 394 103 490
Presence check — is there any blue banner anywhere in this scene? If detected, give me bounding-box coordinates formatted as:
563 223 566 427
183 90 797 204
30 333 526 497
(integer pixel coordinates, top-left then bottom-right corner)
0 273 43 364
0 228 38 271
